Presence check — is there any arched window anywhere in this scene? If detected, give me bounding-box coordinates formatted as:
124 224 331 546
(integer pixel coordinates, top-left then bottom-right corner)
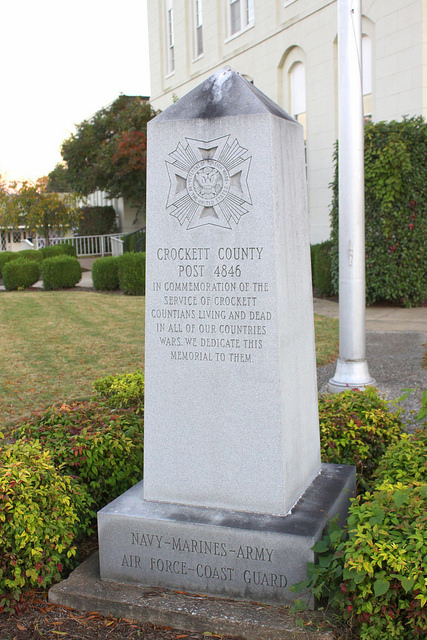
289 61 307 139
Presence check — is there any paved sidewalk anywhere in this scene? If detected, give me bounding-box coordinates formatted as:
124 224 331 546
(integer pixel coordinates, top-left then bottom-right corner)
314 297 427 333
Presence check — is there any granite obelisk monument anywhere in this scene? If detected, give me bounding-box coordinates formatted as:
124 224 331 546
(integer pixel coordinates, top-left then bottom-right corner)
97 69 354 607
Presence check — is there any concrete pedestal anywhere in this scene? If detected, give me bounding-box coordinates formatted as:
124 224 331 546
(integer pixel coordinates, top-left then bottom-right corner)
98 464 355 609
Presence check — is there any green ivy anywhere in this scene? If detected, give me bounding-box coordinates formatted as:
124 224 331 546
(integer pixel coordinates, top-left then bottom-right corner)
330 116 427 307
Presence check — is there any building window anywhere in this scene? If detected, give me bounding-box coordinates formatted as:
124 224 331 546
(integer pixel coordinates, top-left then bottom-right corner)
194 0 203 58
13 231 21 243
229 0 254 37
166 0 175 74
290 61 306 138
362 35 372 120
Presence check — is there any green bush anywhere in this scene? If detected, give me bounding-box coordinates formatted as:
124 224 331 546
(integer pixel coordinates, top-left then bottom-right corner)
330 117 427 307
0 439 91 612
294 482 427 640
93 370 144 411
16 250 44 264
92 256 119 291
311 240 333 296
373 428 427 486
40 243 76 259
319 387 404 492
0 252 19 277
78 205 117 236
2 259 40 291
14 401 144 511
41 255 82 290
118 251 146 295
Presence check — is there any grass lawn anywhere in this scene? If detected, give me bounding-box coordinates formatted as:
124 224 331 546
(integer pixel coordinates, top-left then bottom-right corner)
0 290 337 428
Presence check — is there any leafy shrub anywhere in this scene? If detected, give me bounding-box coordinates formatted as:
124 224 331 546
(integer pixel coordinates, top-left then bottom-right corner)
14 401 144 510
78 205 117 236
294 483 427 640
92 256 119 291
2 259 40 290
373 428 427 486
118 251 145 295
40 243 76 259
41 255 82 290
0 439 91 612
319 387 404 492
93 370 144 411
0 251 19 277
330 117 427 306
311 240 333 296
16 250 44 264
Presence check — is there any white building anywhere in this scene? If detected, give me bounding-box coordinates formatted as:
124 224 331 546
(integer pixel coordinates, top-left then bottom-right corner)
147 0 427 243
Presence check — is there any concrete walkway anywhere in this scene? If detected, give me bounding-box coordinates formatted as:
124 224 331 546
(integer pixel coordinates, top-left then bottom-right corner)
314 297 427 333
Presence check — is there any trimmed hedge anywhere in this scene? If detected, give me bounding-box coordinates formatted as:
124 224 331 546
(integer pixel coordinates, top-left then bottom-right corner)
41 255 82 290
117 252 146 295
15 250 44 264
330 117 427 306
92 256 120 291
40 243 76 259
0 251 19 277
311 241 333 296
2 259 40 290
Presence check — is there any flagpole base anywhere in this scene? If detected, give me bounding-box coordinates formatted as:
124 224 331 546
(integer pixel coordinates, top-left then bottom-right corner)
328 358 375 394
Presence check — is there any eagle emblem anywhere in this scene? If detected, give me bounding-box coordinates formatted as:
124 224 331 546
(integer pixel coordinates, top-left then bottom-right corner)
165 135 252 229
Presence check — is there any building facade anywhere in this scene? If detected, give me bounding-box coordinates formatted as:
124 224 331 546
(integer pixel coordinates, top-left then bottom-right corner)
147 0 427 243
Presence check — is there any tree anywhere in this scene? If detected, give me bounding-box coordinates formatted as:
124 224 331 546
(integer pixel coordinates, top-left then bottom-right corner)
0 177 81 246
60 95 158 209
46 163 73 193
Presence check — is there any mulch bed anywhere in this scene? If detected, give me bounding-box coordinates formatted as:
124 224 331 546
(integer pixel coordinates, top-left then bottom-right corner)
1 594 245 640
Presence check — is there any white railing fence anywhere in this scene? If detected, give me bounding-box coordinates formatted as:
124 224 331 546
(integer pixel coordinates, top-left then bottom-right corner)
110 236 124 256
36 234 125 257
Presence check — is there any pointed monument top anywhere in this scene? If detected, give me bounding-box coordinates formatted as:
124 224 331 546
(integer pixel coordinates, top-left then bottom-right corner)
154 68 295 122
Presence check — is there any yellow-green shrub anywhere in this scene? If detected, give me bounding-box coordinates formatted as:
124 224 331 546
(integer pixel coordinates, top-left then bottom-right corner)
0 440 91 612
319 387 404 492
93 369 144 411
14 401 144 510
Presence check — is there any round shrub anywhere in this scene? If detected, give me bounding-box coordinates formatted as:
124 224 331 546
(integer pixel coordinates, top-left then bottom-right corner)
92 256 119 291
0 440 91 612
0 251 19 277
319 387 404 492
40 243 76 259
41 255 82 290
118 252 145 295
14 401 144 511
93 369 144 411
2 259 40 291
16 250 44 264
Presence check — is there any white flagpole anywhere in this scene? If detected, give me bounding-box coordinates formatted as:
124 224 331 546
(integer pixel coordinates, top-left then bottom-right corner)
329 0 375 392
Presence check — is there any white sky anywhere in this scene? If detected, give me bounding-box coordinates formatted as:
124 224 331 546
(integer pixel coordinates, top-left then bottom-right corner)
0 0 151 184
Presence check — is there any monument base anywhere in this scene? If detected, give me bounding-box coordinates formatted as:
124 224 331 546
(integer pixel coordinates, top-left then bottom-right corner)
97 464 355 609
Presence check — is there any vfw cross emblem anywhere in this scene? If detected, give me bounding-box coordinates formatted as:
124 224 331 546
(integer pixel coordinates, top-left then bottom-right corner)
165 135 252 229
